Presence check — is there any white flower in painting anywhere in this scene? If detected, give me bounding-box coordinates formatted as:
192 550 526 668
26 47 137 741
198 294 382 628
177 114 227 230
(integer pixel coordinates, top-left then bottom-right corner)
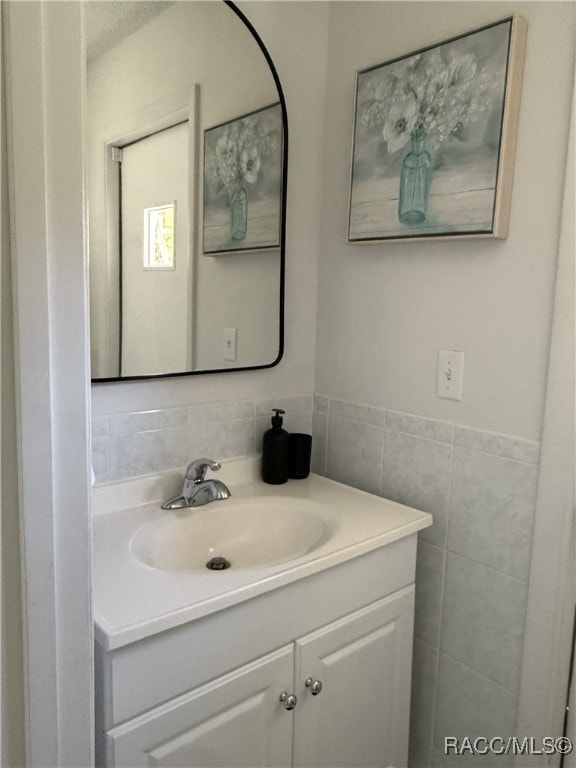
215 136 235 164
207 108 281 201
358 38 496 155
450 53 477 85
382 96 418 153
241 147 261 184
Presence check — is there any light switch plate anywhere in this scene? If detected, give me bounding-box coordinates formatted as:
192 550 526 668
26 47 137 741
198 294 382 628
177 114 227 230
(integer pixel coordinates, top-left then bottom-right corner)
437 350 464 401
223 328 237 361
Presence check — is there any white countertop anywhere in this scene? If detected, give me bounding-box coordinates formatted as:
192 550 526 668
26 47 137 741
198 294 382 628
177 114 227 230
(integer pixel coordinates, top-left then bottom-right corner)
92 459 432 651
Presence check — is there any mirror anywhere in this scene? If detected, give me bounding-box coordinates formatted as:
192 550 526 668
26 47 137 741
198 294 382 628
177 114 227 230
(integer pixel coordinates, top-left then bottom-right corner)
86 0 286 381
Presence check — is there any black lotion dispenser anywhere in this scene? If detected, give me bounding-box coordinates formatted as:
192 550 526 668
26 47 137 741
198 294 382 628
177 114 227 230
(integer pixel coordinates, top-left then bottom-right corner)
261 408 289 484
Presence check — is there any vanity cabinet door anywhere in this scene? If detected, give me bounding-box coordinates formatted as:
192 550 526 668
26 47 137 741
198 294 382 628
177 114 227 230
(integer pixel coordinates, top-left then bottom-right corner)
293 586 415 768
106 645 294 768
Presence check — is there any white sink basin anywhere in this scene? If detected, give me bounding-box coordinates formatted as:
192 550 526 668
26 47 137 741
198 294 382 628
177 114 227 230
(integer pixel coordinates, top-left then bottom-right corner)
93 459 433 649
130 498 328 571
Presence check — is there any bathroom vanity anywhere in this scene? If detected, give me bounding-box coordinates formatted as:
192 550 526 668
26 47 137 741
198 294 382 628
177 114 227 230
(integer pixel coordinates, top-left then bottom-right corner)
93 459 432 767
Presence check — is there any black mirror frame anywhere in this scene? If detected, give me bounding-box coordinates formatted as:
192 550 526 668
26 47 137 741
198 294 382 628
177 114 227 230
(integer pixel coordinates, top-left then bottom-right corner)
92 0 288 384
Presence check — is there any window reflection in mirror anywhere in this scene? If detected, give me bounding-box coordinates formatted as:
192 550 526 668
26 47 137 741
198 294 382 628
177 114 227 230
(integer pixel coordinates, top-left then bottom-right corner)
85 1 286 380
144 204 176 270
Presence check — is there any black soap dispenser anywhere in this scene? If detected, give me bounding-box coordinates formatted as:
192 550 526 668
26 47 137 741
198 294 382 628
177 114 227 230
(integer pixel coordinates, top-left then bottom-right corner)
261 409 289 484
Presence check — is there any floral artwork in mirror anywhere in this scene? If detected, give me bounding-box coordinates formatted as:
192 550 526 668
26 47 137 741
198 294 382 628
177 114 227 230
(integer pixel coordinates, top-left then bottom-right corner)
348 16 527 243
203 103 284 254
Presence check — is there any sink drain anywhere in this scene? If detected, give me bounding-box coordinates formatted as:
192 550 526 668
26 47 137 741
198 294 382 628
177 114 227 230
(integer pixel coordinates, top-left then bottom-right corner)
206 556 231 571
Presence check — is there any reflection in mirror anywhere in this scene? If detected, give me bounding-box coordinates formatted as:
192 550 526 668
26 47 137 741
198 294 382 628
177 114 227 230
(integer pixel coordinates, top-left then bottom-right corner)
86 0 286 381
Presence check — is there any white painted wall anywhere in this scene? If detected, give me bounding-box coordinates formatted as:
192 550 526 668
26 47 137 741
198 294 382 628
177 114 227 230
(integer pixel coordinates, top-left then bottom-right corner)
315 1 575 441
1 8 26 762
91 0 329 415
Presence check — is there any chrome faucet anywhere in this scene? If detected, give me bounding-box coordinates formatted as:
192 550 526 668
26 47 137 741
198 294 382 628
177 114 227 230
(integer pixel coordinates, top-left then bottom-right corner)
161 458 231 510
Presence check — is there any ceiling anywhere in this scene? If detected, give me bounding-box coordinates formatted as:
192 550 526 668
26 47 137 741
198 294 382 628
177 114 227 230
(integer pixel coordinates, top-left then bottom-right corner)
84 1 174 63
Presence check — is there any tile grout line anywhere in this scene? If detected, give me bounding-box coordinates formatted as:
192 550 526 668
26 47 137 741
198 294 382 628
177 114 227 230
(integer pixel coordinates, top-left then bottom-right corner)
444 547 532 586
438 646 521 698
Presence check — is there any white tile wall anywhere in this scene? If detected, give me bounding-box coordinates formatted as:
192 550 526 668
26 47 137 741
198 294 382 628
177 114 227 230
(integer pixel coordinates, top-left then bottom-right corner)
411 638 438 745
326 416 385 495
433 654 517 767
92 395 312 485
311 395 540 768
448 449 538 579
91 392 540 768
414 541 445 649
382 430 453 547
441 554 528 693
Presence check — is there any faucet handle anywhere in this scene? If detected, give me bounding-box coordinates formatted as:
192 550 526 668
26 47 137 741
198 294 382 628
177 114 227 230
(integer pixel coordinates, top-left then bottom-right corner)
185 458 221 483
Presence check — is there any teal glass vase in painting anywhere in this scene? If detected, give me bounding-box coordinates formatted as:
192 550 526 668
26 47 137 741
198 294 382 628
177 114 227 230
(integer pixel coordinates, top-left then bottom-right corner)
398 135 432 226
230 182 248 241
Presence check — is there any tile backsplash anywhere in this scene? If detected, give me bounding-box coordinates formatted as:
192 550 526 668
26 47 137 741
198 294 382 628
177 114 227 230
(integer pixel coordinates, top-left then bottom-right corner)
92 395 312 485
92 392 540 768
311 395 540 768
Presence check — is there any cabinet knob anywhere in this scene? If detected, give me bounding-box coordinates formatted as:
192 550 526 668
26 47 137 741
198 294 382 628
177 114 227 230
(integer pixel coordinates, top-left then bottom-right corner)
305 677 323 695
279 691 298 710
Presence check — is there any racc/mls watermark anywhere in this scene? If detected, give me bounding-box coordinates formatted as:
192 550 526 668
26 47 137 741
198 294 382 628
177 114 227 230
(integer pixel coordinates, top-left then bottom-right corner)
445 736 574 757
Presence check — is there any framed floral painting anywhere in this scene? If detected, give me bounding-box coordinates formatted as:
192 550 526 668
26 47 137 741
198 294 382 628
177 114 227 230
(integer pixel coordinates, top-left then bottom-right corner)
203 103 284 254
348 16 527 243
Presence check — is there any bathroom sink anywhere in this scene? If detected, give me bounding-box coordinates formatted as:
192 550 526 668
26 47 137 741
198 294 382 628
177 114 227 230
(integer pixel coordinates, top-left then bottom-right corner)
130 498 328 572
93 458 433 648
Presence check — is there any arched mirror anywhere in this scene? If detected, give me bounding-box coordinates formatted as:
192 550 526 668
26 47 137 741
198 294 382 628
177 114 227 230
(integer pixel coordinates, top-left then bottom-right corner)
86 0 287 381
